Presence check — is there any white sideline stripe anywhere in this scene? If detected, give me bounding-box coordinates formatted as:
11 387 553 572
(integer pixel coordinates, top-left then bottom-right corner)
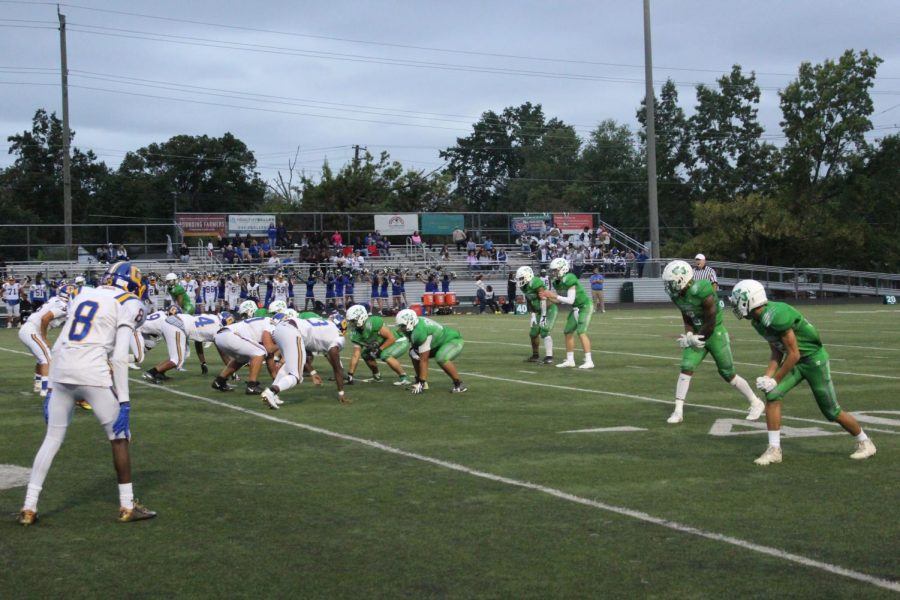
131 379 899 594
458 371 899 436
560 426 647 434
464 339 900 381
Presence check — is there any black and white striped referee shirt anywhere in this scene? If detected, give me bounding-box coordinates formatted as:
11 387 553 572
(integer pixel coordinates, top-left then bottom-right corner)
693 265 718 285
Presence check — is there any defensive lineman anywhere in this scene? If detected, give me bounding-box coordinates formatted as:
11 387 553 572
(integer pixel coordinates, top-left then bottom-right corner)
730 280 876 465
662 260 764 424
18 261 156 525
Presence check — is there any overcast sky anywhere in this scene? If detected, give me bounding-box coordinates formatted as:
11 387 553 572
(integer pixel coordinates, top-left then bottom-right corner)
1 0 898 183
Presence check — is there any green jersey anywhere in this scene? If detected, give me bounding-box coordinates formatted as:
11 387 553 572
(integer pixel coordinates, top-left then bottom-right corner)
169 284 195 315
751 301 823 358
553 273 591 310
298 311 320 320
670 279 721 330
407 317 461 350
253 308 269 318
522 277 547 312
350 315 388 346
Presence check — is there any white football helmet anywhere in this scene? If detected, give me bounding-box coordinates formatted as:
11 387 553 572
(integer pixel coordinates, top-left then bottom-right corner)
549 257 569 279
395 308 419 333
346 304 369 329
730 279 768 319
238 300 258 319
164 272 178 284
268 300 288 314
515 266 534 287
662 260 693 297
283 308 299 320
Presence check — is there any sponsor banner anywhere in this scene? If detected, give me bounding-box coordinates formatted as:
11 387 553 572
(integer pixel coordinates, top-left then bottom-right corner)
374 213 419 236
176 213 226 237
553 213 593 234
228 214 276 236
510 214 551 236
421 213 464 235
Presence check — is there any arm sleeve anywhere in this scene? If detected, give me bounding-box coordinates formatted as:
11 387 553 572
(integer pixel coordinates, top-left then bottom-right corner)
112 325 133 404
557 287 577 305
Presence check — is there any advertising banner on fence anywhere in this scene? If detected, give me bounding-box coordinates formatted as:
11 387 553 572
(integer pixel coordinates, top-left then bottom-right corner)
553 213 593 234
176 213 226 237
228 214 276 236
374 213 419 236
421 213 464 235
510 214 551 236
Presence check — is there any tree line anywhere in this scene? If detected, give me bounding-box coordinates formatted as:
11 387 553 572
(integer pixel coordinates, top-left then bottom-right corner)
1 49 897 271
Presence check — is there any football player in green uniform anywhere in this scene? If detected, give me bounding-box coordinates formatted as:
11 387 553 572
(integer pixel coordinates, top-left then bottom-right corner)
515 266 556 364
345 305 411 385
165 272 195 315
730 280 876 465
395 309 466 393
539 258 594 369
662 260 764 424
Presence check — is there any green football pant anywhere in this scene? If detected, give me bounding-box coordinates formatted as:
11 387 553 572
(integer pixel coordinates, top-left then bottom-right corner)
679 326 736 380
563 304 594 335
378 337 410 361
529 304 559 338
766 349 842 421
433 338 464 365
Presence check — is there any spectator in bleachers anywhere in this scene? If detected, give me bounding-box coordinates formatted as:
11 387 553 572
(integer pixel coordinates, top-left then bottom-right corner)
439 245 451 261
277 223 288 247
452 227 467 252
268 222 277 248
517 234 532 253
467 251 479 271
483 236 494 252
381 237 392 257
96 246 109 263
410 231 423 248
477 249 492 271
590 266 605 313
116 244 129 261
624 249 636 278
495 248 508 271
223 245 236 264
475 274 486 313
331 230 343 248
466 238 477 254
483 286 501 314
180 242 191 264
572 246 586 278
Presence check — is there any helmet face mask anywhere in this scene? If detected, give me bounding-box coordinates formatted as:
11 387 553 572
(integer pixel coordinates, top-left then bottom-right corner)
395 309 418 333
549 258 569 280
730 279 768 319
662 260 693 298
515 266 534 288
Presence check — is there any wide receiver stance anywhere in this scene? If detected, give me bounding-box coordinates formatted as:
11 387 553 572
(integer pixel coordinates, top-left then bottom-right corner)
662 260 764 424
730 280 876 465
19 261 156 526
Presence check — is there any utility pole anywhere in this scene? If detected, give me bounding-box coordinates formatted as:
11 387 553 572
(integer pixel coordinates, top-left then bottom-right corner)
58 8 73 260
352 144 367 168
643 0 661 268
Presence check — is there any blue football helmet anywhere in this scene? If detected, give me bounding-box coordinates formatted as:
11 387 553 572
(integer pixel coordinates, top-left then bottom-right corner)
166 304 183 316
220 311 235 326
105 261 145 297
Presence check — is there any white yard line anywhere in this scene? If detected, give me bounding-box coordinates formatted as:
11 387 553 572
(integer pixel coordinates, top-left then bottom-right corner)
464 340 900 381
130 379 899 594
828 343 899 352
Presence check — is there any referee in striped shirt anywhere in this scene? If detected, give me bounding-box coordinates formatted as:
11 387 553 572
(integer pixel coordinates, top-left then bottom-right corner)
693 254 718 290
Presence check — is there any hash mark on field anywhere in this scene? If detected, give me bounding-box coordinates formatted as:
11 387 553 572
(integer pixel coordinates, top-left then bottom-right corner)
133 379 900 594
518 370 537 374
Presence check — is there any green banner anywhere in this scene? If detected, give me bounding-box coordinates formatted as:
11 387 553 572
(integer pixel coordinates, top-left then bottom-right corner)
421 213 464 235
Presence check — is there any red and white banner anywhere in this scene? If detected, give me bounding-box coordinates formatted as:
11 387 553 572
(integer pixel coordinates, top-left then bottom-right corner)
553 213 593 234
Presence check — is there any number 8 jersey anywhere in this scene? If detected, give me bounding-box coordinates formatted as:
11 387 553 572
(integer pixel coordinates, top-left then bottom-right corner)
51 285 146 387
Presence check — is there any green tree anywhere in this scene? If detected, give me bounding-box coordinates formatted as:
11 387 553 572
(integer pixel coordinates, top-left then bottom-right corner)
779 49 882 201
688 66 777 201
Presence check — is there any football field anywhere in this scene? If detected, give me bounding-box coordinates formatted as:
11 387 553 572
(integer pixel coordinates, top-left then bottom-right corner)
1 304 898 598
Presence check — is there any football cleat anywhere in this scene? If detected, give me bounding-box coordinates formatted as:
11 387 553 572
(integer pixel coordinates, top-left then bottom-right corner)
18 509 38 526
666 410 683 424
33 382 41 393
393 375 411 386
556 360 576 368
142 371 162 384
118 501 157 523
127 362 141 371
541 357 554 365
245 382 263 395
746 399 766 421
578 361 595 370
850 439 876 460
211 379 234 392
261 388 280 410
451 382 468 393
754 446 783 466
372 373 384 382
525 355 541 363
76 399 92 411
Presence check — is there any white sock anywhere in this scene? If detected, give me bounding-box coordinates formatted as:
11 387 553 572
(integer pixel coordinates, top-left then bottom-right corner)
768 430 781 448
673 399 684 414
543 336 553 357
23 483 42 512
855 431 869 442
566 351 574 363
583 352 592 363
675 373 692 402
729 375 758 403
119 483 134 509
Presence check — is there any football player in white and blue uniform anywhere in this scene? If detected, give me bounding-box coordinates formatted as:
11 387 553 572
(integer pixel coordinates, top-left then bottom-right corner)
18 286 72 396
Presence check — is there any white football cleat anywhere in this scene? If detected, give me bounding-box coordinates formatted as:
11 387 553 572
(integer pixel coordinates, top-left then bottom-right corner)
127 362 141 371
754 446 783 466
666 410 683 424
33 383 41 393
261 388 280 410
746 398 765 421
578 361 594 370
850 439 876 460
556 360 576 368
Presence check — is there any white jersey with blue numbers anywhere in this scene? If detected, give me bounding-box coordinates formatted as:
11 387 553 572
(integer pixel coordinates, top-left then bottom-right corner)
225 281 242 298
176 313 222 343
182 279 199 301
272 281 290 303
50 286 145 387
3 282 21 302
140 310 170 337
25 296 68 328
202 281 219 299
230 316 275 343
296 317 345 353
